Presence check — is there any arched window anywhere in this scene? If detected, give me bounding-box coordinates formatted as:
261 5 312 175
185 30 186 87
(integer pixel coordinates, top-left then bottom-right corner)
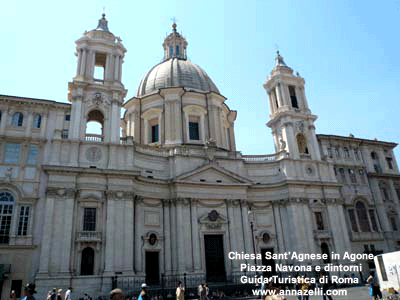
296 133 309 154
33 114 41 128
176 45 180 56
81 247 95 275
356 202 371 232
11 112 23 127
0 191 15 244
169 46 174 57
86 110 104 142
321 242 331 263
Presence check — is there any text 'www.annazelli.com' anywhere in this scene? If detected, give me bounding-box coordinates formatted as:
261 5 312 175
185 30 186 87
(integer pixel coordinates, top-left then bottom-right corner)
252 288 347 297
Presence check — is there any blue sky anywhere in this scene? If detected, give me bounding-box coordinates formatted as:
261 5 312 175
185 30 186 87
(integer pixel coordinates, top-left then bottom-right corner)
0 0 399 158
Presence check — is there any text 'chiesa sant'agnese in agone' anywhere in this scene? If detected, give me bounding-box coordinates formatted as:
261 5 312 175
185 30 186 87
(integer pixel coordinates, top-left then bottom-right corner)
0 14 399 298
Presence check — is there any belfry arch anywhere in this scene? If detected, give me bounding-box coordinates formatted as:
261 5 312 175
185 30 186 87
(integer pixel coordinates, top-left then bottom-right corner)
85 110 105 142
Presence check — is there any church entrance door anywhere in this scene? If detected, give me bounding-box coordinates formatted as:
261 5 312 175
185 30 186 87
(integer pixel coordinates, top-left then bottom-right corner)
145 251 160 285
261 248 276 277
204 235 226 282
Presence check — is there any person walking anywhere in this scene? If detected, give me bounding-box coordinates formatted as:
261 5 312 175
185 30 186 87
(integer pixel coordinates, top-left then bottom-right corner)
138 284 149 300
64 287 72 300
176 281 184 300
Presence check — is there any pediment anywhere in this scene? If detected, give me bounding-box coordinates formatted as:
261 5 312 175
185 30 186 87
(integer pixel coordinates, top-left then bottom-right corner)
175 163 252 185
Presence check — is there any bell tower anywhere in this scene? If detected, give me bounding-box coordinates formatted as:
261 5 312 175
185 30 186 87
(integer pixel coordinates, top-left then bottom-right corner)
264 52 321 160
68 14 127 143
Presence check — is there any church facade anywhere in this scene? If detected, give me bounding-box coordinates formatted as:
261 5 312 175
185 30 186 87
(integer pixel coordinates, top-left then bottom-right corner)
1 15 400 298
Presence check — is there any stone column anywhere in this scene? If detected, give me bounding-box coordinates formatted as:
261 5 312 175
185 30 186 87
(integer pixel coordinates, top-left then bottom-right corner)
104 196 116 272
76 49 82 75
134 197 144 274
70 97 82 139
176 199 185 272
300 87 310 111
118 58 123 81
337 205 352 253
59 191 75 273
114 56 120 81
38 194 55 274
281 83 290 107
282 122 299 159
308 125 321 161
273 203 286 254
268 91 278 113
105 54 112 81
24 111 33 137
275 84 284 108
170 199 177 273
109 99 120 144
227 200 240 272
0 109 9 134
80 49 87 77
164 97 178 144
240 201 253 256
89 50 96 78
191 199 201 272
163 199 172 274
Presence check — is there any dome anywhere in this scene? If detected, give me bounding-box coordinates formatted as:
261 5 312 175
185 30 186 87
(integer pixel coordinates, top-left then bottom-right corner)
136 23 220 97
136 58 220 97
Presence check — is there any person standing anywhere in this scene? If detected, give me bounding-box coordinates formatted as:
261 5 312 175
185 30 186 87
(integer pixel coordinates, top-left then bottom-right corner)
57 289 63 300
367 271 376 300
50 288 57 300
10 290 17 300
110 289 124 300
176 281 184 300
22 283 37 300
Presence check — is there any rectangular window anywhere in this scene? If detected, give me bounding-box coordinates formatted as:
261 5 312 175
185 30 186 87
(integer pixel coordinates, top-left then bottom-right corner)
288 85 298 108
348 209 358 232
4 144 21 163
339 168 346 183
335 147 341 158
189 122 200 140
315 212 324 230
381 187 390 201
396 188 400 200
386 157 393 169
344 147 350 158
0 203 13 244
359 169 366 184
83 208 96 232
62 129 69 139
65 115 71 121
271 89 278 108
369 210 379 232
26 145 39 164
390 217 398 231
348 169 357 183
94 52 106 81
17 206 30 236
354 149 360 160
327 148 333 158
151 124 159 143
377 255 388 281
